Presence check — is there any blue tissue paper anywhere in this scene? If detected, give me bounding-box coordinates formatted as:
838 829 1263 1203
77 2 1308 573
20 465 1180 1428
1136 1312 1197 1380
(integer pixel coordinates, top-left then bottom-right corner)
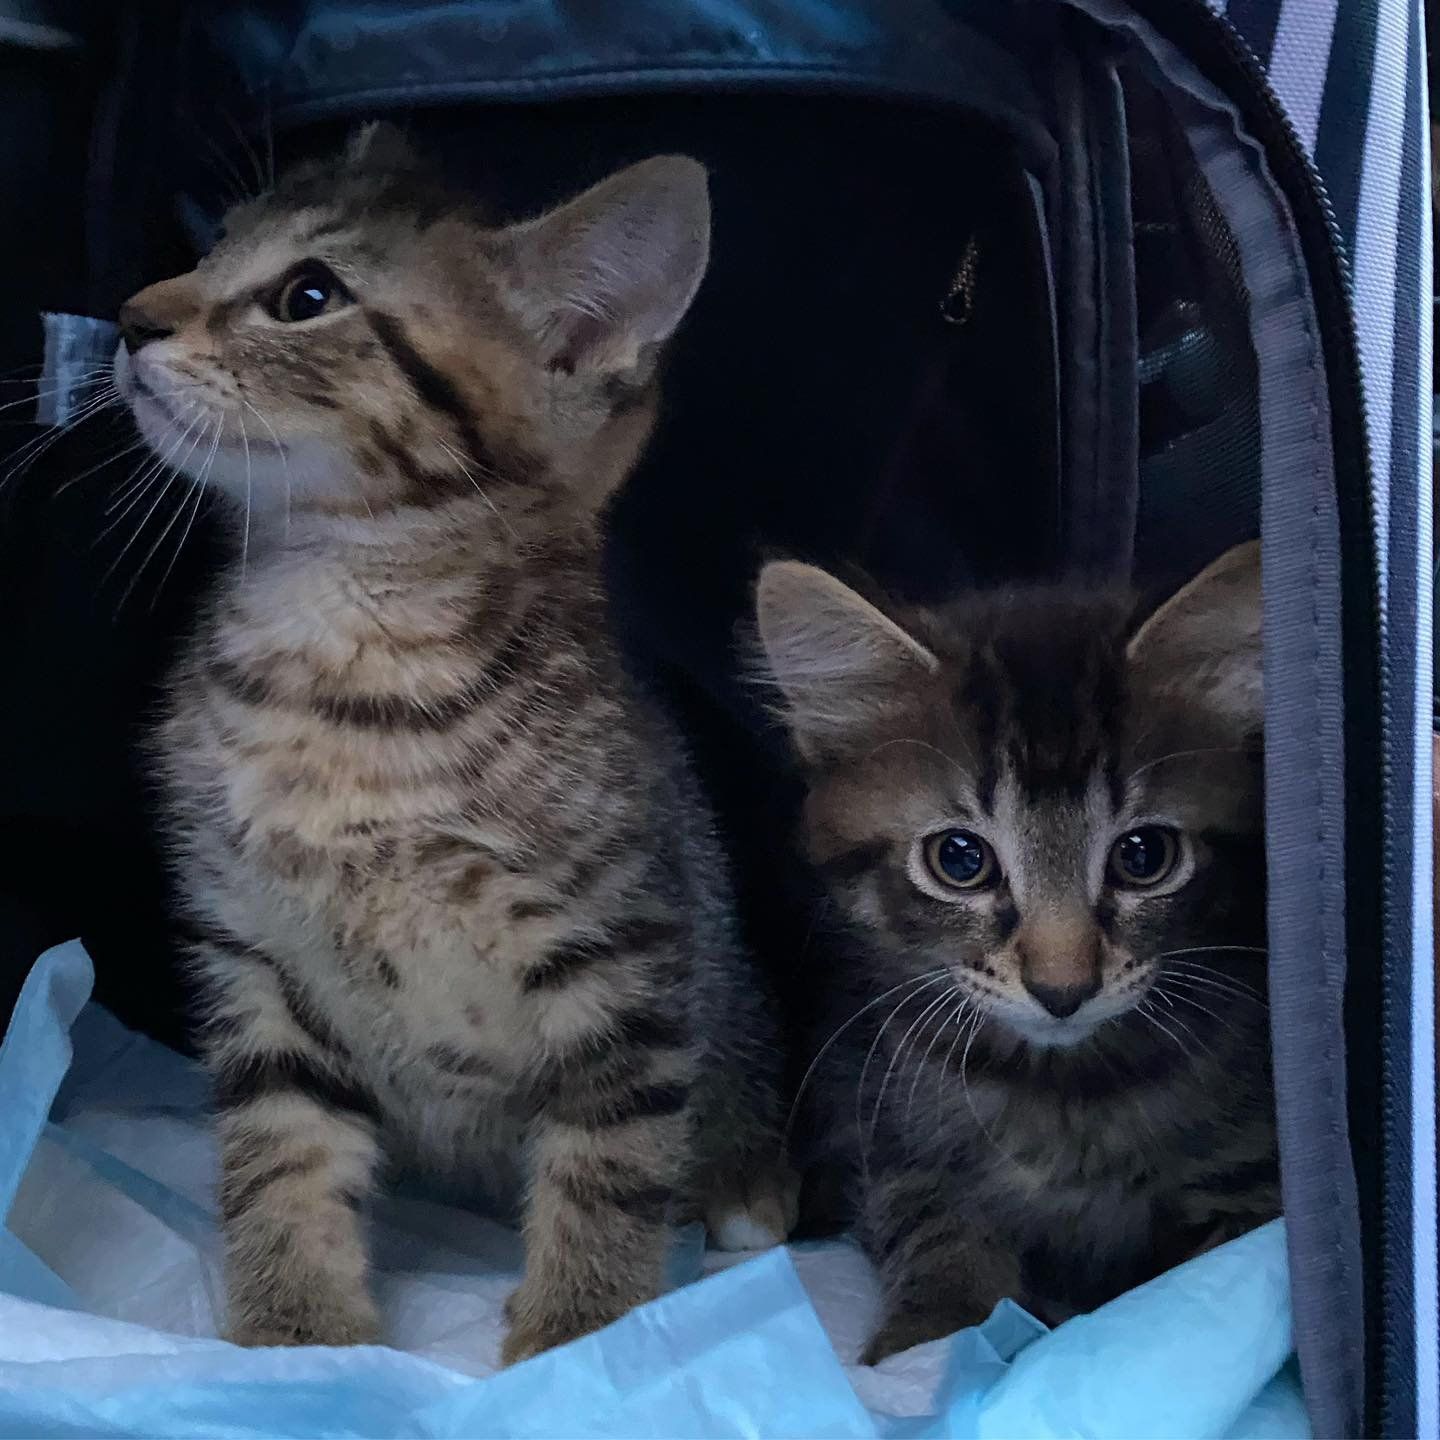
0 942 1309 1439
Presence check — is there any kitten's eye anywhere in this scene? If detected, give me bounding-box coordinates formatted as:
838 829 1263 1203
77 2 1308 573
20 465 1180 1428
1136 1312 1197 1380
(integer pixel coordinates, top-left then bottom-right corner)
924 830 997 891
267 262 352 323
1108 827 1180 887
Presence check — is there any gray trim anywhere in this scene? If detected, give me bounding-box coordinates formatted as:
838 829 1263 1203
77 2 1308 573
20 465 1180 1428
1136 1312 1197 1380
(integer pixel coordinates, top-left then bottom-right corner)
1388 2 1436 1429
1188 88 1358 1440
1063 5 1359 1434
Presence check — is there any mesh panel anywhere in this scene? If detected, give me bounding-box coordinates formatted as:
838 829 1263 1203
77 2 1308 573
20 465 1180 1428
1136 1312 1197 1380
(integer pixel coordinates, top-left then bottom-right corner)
1127 71 1262 598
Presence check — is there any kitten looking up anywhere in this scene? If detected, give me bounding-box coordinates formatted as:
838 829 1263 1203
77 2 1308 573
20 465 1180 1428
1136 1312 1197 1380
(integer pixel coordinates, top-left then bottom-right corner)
754 543 1274 1361
115 123 793 1362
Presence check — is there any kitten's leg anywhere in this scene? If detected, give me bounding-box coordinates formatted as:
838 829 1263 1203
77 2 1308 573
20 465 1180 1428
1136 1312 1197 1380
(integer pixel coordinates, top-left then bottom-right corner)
199 937 384 1348
502 1002 694 1365
861 1167 1020 1364
691 1010 799 1252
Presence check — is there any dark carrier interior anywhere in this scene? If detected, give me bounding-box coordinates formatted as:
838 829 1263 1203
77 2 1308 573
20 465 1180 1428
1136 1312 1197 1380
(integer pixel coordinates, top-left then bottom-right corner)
0 4 1428 1438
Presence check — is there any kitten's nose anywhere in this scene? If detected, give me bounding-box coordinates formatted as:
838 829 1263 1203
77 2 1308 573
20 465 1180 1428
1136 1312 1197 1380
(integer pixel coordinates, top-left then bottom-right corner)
117 276 201 354
118 303 175 355
1016 915 1103 1018
1023 975 1101 1018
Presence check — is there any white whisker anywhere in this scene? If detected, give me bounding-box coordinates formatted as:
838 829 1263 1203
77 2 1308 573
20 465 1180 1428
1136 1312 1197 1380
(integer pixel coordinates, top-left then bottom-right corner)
104 413 213 596
238 407 252 579
781 967 948 1160
1154 945 1268 961
1138 1001 1190 1057
905 992 970 1124
1128 747 1255 781
150 416 222 607
241 399 290 540
855 972 953 1183
436 438 518 541
866 982 959 1152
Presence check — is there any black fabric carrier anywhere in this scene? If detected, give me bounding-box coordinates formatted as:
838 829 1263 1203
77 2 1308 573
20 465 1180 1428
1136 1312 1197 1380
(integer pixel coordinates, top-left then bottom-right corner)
0 3 1431 1435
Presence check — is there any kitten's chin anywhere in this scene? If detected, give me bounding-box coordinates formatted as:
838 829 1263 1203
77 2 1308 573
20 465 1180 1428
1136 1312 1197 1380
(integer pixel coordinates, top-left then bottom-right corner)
1001 1015 1100 1050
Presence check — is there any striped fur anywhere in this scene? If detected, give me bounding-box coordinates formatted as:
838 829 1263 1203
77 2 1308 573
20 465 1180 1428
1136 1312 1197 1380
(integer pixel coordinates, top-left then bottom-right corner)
116 127 793 1360
754 545 1277 1362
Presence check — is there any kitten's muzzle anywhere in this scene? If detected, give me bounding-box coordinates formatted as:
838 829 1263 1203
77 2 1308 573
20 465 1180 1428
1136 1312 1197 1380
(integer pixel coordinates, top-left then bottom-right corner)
1015 918 1103 1018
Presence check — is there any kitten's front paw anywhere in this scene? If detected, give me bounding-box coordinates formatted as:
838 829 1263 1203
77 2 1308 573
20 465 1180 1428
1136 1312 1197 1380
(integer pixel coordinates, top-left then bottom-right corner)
228 1293 381 1349
704 1163 802 1252
862 1302 989 1365
501 1284 615 1366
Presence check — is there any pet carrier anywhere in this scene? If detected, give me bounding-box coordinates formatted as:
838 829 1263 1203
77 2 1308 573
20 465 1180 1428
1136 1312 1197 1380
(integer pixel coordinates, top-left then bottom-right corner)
0 2 1431 1436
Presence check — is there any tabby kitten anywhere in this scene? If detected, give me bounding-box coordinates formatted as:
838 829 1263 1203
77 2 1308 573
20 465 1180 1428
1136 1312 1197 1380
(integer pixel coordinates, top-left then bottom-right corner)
113 124 792 1362
754 544 1275 1362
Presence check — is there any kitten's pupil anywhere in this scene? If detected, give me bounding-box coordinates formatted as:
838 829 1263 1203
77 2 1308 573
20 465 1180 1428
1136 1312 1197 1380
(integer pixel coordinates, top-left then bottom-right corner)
929 830 993 889
269 261 349 323
292 282 328 319
1110 827 1177 886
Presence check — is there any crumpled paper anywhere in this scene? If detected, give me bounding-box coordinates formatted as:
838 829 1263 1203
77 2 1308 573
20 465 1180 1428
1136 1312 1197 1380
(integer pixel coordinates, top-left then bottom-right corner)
0 942 1308 1438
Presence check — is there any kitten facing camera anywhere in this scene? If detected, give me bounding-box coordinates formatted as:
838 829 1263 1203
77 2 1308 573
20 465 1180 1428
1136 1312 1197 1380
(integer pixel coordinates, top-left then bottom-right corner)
118 124 794 1362
753 544 1275 1362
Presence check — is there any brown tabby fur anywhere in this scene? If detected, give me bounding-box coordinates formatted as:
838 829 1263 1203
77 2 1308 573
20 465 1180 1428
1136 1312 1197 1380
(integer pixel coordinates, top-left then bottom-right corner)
754 544 1276 1361
114 124 793 1362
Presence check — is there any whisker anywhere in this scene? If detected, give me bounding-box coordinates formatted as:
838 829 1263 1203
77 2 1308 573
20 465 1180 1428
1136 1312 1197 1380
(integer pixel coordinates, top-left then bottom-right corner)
1154 945 1268 961
1153 999 1205 1053
936 999 977 1124
1161 972 1266 1007
436 438 518 541
1 386 123 489
781 967 949 1159
240 400 290 541
1138 1001 1190 1058
866 982 959 1152
150 418 221 607
263 90 276 189
905 991 970 1124
956 1006 1010 1157
858 734 980 777
142 413 223 578
1127 747 1256 781
0 372 113 420
53 430 155 497
855 972 954 1182
194 125 254 209
103 413 212 590
1162 960 1266 994
100 406 204 532
1155 985 1246 1038
221 107 268 198
238 407 252 579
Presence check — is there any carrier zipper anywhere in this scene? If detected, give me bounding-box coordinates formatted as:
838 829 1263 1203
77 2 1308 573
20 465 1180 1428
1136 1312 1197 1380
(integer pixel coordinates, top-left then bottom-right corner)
1120 2 1398 1434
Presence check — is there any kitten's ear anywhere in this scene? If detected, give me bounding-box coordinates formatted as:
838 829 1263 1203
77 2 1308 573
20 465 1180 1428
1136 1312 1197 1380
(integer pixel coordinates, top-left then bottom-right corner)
1127 541 1262 732
344 120 421 172
754 561 939 762
503 156 710 376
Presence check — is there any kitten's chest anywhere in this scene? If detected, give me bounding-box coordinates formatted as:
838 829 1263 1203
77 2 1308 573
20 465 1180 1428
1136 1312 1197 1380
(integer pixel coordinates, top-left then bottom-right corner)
967 1079 1167 1231
279 909 542 1181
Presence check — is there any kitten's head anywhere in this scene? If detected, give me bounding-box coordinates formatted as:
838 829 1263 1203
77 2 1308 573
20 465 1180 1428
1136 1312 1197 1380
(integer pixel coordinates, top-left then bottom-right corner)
113 123 709 524
754 544 1264 1052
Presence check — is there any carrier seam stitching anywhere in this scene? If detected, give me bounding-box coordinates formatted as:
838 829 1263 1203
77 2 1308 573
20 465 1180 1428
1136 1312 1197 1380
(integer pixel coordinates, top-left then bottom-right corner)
262 61 1013 120
1274 154 1351 1408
